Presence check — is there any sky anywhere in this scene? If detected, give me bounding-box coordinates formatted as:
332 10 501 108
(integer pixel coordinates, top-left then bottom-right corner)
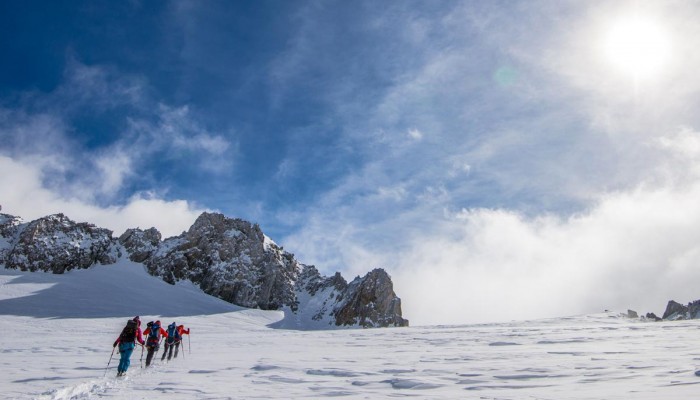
3 0 700 325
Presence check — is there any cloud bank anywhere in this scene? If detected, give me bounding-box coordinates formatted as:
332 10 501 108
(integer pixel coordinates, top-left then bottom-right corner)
278 1 700 325
0 155 205 238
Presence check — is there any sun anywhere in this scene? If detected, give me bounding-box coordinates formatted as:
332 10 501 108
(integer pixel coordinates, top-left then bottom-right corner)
603 16 671 81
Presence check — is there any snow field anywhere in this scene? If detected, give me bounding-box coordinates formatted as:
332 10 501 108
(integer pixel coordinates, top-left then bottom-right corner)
2 263 700 399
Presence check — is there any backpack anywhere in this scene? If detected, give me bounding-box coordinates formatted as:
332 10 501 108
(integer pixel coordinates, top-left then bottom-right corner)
147 322 160 344
166 323 180 343
118 319 138 343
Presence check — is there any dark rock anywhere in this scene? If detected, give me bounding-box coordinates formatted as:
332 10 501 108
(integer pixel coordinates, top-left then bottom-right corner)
334 269 409 327
144 212 300 310
645 312 662 321
626 309 638 318
687 300 700 319
119 227 161 263
662 300 689 320
4 213 117 273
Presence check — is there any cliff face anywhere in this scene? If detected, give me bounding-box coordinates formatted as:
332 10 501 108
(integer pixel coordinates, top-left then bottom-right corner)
660 300 700 320
334 269 407 328
140 212 300 311
1 213 118 273
1 212 408 328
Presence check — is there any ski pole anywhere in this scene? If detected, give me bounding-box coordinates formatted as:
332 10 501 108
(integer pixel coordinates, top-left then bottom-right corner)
180 340 185 359
140 343 144 368
103 346 116 378
188 333 191 354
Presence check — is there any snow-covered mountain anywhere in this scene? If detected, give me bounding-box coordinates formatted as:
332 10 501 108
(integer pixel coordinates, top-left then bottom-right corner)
0 212 408 329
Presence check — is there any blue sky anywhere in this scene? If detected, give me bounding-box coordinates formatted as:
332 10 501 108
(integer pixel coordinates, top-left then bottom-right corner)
4 0 700 324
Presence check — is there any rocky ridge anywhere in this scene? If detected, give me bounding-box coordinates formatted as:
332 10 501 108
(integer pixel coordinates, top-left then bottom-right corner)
0 212 408 328
659 300 700 321
625 299 700 322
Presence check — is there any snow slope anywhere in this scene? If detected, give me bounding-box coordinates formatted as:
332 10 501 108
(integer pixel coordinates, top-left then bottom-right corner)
2 261 700 399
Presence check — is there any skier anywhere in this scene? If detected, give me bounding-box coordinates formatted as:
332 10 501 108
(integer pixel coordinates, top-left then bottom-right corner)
161 322 181 361
143 320 168 367
174 324 190 358
112 316 145 377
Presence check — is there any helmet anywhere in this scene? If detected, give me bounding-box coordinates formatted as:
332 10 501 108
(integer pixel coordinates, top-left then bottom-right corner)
133 316 140 322
155 320 161 325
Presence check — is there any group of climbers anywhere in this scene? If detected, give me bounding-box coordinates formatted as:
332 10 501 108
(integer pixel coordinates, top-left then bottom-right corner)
112 316 190 377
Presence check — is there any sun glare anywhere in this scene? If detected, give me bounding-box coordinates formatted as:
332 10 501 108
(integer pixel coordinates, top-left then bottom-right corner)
604 16 671 81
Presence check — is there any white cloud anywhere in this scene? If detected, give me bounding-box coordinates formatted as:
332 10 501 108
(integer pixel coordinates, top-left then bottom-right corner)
138 104 235 172
392 180 700 325
282 127 700 325
0 155 205 238
376 186 407 202
94 149 133 197
407 128 423 140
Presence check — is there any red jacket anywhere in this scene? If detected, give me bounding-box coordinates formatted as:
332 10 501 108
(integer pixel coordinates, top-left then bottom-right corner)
114 321 145 347
177 325 190 336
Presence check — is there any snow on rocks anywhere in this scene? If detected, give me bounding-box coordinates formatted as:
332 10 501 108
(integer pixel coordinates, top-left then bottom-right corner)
2 213 117 273
0 211 408 329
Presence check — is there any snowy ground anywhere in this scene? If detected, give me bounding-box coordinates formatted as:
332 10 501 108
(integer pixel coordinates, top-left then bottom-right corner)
1 262 700 399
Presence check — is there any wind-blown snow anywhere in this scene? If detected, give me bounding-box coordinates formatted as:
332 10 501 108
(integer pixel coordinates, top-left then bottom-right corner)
1 261 700 399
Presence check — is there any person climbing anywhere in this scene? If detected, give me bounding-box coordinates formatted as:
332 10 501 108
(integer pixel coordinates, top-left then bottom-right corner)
143 320 168 367
173 324 190 359
112 316 145 377
162 322 181 361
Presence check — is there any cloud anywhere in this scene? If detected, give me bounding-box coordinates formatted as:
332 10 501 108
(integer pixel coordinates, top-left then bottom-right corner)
0 58 233 235
126 104 236 173
1 59 236 201
407 128 423 140
0 155 205 238
392 178 700 325
282 117 700 325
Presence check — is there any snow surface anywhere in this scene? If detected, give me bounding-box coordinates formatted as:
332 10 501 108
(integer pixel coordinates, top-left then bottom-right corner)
2 261 700 399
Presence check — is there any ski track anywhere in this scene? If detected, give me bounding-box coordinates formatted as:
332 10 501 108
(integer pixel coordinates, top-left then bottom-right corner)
2 266 700 399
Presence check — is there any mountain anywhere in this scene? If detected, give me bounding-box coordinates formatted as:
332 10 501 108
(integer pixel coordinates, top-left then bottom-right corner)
658 299 700 320
0 212 408 328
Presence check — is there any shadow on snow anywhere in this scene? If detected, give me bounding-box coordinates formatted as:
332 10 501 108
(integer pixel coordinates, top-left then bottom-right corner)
0 261 245 319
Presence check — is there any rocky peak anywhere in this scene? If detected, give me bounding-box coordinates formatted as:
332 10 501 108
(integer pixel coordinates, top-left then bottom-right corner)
298 265 348 296
334 268 408 327
0 213 23 238
187 212 263 244
1 211 409 329
660 299 700 320
119 227 162 263
145 212 299 311
4 213 118 273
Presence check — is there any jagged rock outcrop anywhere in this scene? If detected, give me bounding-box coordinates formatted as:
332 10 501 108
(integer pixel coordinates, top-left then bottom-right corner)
144 212 299 310
119 227 161 263
0 211 408 328
645 312 662 321
2 213 118 273
0 214 23 261
279 265 408 328
661 299 700 320
334 269 408 327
